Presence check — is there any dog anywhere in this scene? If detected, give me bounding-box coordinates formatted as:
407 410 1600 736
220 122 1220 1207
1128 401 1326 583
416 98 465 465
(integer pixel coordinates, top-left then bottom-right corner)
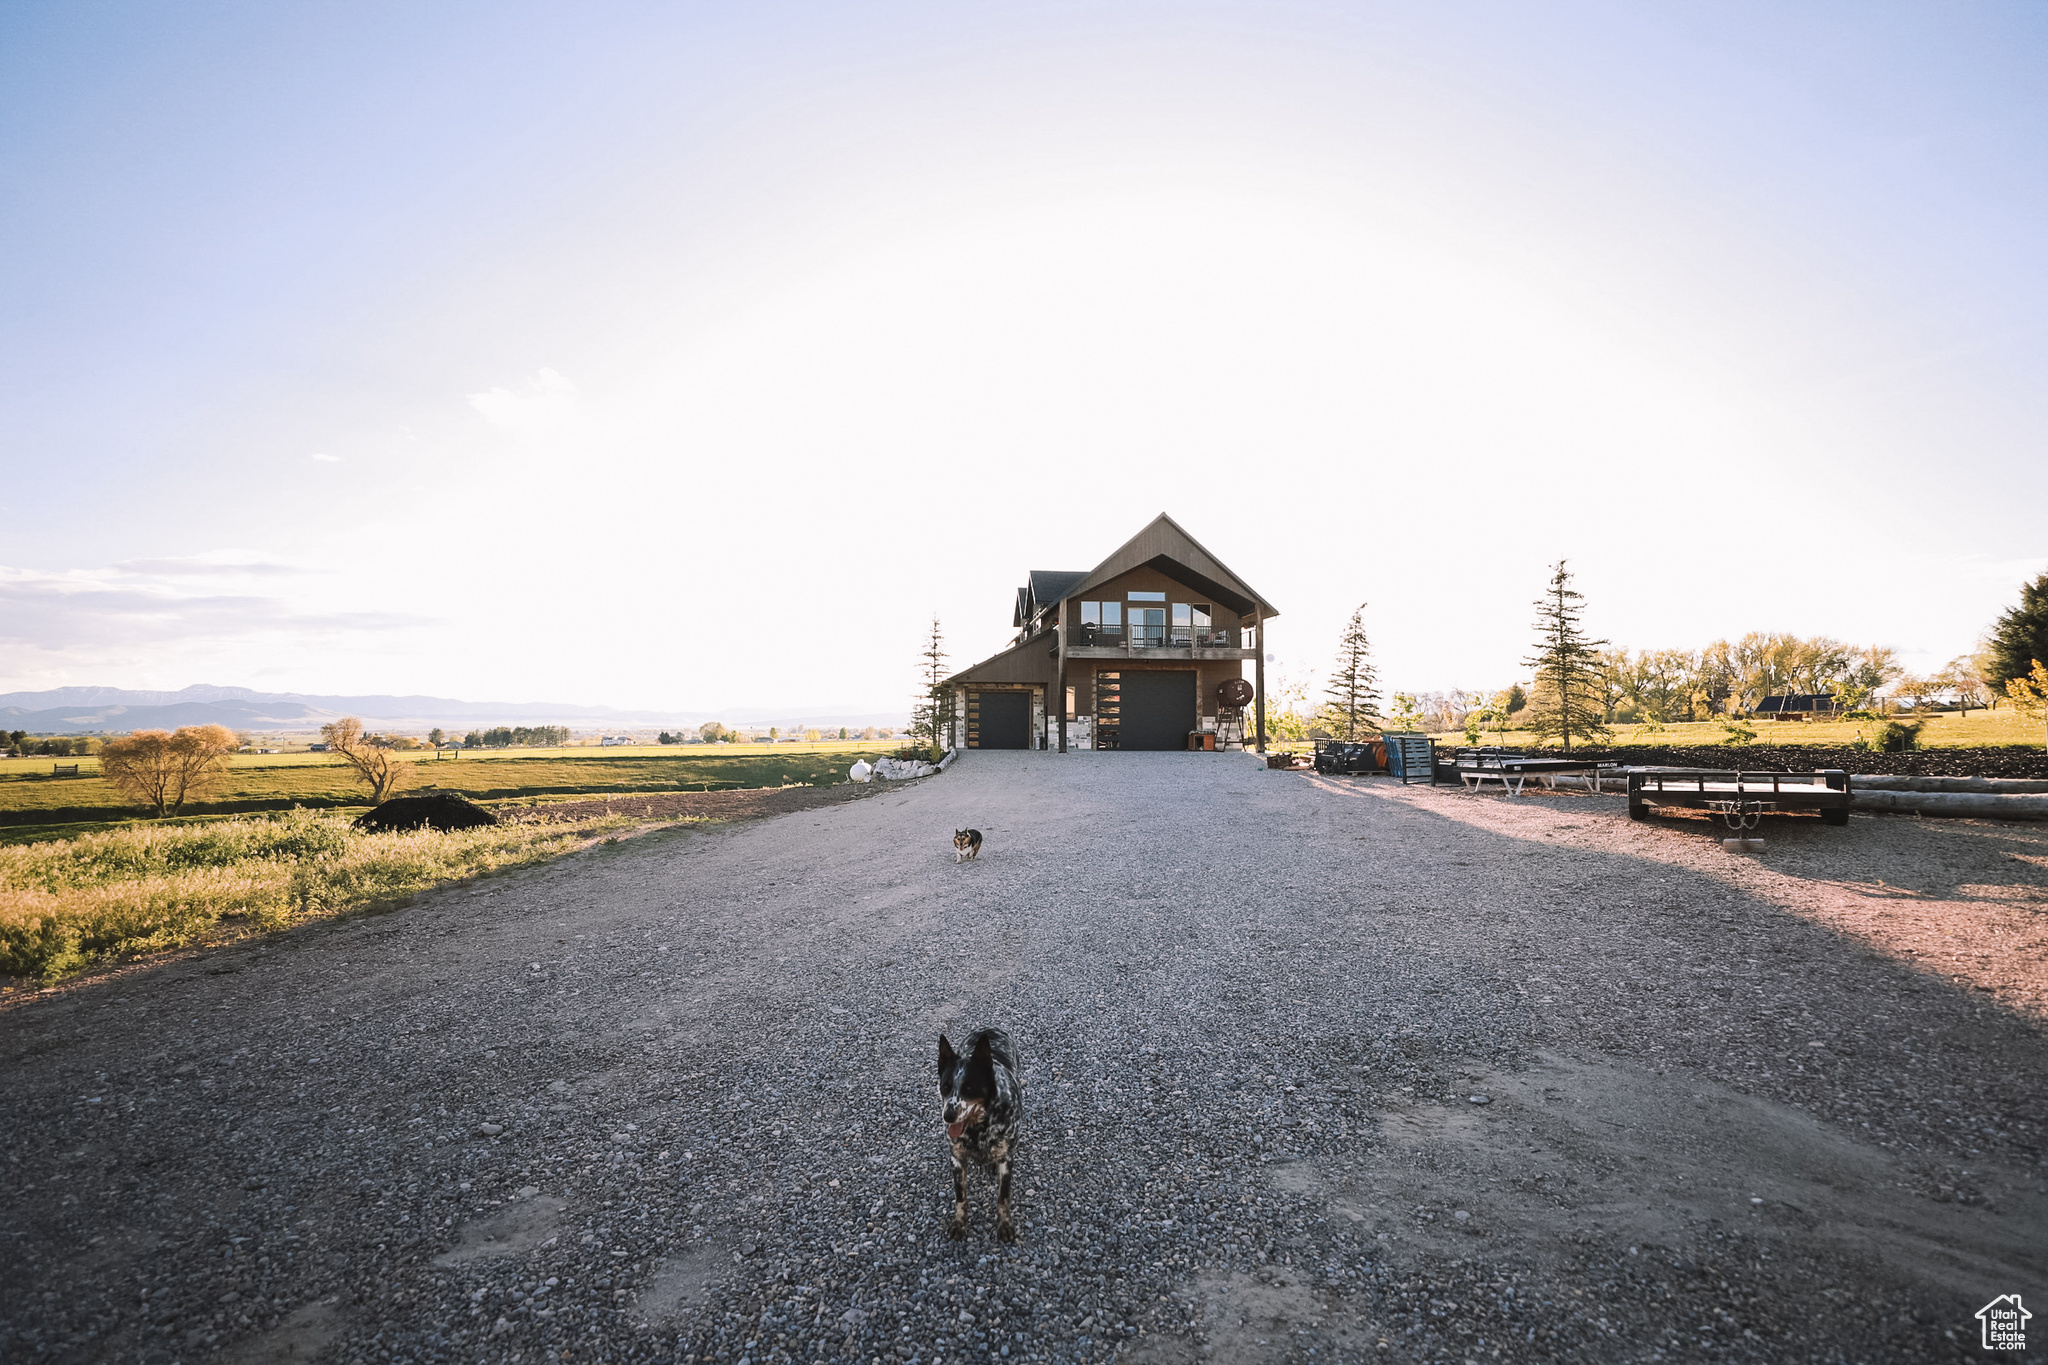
952 828 983 862
937 1029 1023 1241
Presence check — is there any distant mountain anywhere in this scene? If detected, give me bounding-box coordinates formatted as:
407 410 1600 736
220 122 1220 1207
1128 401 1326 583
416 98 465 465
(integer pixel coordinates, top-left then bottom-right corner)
0 685 905 734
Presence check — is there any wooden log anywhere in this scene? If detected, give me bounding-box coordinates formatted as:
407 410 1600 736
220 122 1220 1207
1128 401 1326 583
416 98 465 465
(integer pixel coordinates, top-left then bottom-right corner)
1848 790 2048 819
1849 774 2048 794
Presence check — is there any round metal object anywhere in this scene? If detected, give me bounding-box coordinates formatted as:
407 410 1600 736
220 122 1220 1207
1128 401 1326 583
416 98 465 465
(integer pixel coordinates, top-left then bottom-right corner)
1218 678 1255 708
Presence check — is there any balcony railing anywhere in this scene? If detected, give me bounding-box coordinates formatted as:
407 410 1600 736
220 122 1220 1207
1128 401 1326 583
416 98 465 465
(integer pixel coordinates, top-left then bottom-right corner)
1074 625 1242 649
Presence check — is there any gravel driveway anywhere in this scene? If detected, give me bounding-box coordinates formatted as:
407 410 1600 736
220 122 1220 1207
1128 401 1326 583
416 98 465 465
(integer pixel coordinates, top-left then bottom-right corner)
4 752 2044 1364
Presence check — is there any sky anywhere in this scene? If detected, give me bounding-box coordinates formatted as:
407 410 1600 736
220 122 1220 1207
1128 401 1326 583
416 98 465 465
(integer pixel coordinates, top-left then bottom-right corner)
3 0 2045 715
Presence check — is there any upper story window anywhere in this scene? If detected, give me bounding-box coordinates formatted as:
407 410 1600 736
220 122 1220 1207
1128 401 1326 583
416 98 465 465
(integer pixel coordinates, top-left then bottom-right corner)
1078 601 1123 638
1127 591 1166 602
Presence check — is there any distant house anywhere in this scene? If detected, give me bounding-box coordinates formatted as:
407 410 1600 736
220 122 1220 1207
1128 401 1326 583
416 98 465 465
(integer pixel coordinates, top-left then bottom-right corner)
1755 694 1840 720
599 736 638 746
945 513 1278 752
307 743 330 753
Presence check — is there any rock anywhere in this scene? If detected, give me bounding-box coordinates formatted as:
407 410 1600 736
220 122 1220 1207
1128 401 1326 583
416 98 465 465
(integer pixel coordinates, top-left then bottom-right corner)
840 1308 868 1325
352 793 499 834
848 760 873 783
1452 1210 1470 1222
516 1185 539 1198
1467 1094 1491 1105
547 1080 569 1094
478 1123 504 1136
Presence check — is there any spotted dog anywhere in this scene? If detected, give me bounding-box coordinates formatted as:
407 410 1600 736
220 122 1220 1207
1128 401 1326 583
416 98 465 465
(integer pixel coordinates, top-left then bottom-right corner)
937 1029 1022 1242
953 828 984 862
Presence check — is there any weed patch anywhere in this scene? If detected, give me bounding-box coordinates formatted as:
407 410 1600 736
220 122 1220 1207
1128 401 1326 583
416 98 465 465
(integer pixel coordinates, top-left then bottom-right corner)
0 808 652 982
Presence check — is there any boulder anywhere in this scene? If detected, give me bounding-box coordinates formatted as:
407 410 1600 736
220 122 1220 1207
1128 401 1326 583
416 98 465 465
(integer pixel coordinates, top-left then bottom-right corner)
353 792 500 833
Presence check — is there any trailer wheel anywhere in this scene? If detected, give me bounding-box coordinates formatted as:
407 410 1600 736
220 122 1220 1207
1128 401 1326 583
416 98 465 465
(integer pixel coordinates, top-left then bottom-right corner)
1821 806 1849 826
1628 802 1647 822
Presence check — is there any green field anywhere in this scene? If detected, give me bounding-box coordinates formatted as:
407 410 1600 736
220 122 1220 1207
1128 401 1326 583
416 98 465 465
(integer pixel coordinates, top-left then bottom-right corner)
1262 707 2047 753
0 742 893 839
1439 708 2044 750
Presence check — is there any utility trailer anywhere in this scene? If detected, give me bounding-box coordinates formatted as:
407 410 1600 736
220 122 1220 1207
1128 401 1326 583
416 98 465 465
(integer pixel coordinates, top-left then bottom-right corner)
1627 768 1852 830
1451 749 1623 795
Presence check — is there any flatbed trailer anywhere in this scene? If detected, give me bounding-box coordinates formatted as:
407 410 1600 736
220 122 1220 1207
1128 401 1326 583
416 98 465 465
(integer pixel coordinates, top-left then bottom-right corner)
1627 767 1851 828
1452 753 1622 795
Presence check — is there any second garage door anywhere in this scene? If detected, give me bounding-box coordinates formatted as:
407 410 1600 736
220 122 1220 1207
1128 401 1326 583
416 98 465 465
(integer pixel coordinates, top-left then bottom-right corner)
1118 670 1196 751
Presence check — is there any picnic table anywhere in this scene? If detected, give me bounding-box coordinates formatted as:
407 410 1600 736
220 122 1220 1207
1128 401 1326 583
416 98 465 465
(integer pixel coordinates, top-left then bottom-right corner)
1627 767 1851 828
1450 748 1621 796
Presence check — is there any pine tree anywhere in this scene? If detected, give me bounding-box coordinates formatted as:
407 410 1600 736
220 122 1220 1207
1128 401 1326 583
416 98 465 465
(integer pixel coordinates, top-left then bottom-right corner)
909 615 952 759
1987 570 2048 691
1522 561 1611 752
1320 604 1381 740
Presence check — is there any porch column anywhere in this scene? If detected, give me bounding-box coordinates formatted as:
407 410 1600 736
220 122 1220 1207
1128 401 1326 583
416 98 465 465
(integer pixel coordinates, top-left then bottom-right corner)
1056 610 1069 753
1253 607 1267 753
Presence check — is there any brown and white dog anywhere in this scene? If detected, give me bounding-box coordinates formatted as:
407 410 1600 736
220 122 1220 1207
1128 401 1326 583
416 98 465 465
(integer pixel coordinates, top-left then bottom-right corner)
937 1029 1022 1241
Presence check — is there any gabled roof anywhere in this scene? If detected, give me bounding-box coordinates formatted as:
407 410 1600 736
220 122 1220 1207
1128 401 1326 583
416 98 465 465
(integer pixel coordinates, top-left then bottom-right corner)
1065 513 1279 619
1015 571 1090 627
952 513 1277 687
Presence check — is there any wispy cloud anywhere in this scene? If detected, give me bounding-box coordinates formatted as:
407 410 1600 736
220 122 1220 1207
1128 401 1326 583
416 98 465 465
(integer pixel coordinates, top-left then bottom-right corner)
310 452 342 463
110 553 309 578
0 560 434 691
467 368 579 437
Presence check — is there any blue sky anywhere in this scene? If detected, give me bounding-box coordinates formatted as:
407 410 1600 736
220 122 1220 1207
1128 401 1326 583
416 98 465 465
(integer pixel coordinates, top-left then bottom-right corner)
3 1 2044 711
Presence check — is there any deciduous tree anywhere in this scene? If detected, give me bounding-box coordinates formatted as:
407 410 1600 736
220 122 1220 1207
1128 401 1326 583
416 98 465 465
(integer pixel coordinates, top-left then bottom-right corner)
1522 561 1611 752
2005 660 2048 753
99 724 238 817
321 716 409 803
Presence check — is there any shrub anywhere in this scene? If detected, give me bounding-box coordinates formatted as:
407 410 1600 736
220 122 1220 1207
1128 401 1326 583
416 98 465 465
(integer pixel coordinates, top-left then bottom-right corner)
1876 720 1923 753
1719 720 1758 746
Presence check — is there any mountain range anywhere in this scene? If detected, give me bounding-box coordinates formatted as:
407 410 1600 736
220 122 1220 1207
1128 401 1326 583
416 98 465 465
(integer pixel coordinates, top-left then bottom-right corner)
0 686 904 734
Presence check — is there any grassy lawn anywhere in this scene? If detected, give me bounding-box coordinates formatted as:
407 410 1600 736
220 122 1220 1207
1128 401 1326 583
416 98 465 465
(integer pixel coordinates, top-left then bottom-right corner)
0 740 907 985
0 743 894 832
1265 708 2044 753
1443 709 2043 749
0 808 657 983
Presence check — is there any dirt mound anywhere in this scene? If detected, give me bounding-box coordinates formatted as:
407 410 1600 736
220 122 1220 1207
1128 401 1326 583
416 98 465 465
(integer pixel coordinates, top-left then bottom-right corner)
352 792 500 833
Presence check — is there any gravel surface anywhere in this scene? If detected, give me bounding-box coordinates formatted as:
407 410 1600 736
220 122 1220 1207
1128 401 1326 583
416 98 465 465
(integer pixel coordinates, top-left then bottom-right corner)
4 753 2044 1365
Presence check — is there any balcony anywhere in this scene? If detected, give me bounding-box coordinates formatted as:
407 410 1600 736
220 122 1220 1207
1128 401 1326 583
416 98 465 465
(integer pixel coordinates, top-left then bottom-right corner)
1065 623 1254 660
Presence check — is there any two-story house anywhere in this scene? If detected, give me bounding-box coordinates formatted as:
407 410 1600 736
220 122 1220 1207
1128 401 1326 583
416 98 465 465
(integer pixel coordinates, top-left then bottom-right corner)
945 513 1278 752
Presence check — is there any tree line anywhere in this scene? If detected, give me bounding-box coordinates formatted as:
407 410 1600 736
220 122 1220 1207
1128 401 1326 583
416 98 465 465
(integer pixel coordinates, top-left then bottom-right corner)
4 731 102 756
458 726 570 748
1291 563 2048 751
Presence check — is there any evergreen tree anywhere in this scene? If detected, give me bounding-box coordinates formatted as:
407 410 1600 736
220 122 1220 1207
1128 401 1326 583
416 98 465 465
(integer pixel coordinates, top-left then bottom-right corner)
1987 570 2048 691
909 615 953 758
1522 560 1611 752
1320 603 1382 740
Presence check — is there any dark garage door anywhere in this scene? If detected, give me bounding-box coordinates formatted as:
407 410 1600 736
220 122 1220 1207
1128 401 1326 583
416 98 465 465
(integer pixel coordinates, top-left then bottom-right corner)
1119 670 1195 751
974 691 1030 749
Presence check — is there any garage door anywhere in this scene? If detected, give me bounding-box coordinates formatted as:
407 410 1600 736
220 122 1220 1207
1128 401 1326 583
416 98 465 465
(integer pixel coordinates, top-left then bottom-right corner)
972 691 1030 749
1118 670 1196 751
